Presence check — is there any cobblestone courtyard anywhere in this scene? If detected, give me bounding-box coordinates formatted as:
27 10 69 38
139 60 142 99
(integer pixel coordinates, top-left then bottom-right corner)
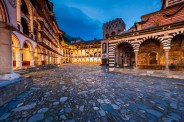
0 65 184 122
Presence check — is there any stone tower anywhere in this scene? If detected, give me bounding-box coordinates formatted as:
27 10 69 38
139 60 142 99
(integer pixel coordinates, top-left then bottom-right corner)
103 18 126 39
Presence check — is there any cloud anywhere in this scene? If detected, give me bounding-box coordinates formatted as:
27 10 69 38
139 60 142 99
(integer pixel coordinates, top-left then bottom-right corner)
50 0 161 40
51 1 102 40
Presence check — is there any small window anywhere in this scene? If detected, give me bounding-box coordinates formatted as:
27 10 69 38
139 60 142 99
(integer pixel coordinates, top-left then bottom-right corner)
111 32 116 36
105 33 109 39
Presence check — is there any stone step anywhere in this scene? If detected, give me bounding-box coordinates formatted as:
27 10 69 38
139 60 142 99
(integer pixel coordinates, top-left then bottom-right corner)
14 69 27 74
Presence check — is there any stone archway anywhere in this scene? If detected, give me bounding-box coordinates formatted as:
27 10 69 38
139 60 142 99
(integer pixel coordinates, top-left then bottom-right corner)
22 41 34 67
34 46 42 66
12 34 21 69
169 33 184 70
21 0 29 16
0 0 17 78
138 38 165 69
115 42 135 67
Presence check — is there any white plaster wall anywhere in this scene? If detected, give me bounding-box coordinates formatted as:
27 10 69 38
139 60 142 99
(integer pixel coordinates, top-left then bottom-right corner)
4 0 17 27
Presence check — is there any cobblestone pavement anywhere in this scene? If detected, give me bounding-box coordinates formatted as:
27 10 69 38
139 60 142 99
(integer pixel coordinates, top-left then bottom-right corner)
0 64 184 122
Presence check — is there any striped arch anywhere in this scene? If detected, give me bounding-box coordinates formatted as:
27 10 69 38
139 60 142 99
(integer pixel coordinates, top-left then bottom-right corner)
112 40 135 51
160 30 184 49
137 36 165 50
169 30 184 42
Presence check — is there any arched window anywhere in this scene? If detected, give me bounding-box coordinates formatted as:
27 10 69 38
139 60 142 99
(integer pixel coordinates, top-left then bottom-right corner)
105 33 109 39
21 18 29 36
111 31 116 36
30 0 36 8
34 28 38 41
21 0 29 15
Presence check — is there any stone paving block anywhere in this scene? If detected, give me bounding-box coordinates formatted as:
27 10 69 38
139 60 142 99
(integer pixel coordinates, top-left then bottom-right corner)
0 65 183 121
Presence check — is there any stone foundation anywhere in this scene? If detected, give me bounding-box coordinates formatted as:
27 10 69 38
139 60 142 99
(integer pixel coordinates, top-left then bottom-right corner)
14 64 59 75
0 77 32 106
113 68 184 79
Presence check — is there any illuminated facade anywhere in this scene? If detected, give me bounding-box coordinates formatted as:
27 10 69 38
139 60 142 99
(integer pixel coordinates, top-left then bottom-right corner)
0 0 65 80
65 40 101 64
106 0 184 70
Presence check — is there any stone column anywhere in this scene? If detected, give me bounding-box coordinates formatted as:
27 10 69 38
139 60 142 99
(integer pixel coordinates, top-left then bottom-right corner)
16 0 21 26
46 55 49 64
30 52 35 67
93 49 95 62
0 28 13 74
65 50 67 63
70 51 72 63
107 42 109 54
134 50 139 68
165 49 170 70
68 51 69 63
0 24 20 80
38 54 41 65
57 55 60 64
84 49 86 62
16 49 22 69
41 54 44 64
80 50 82 58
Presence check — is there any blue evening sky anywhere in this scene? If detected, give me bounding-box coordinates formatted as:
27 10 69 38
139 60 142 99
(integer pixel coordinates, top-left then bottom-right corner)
50 0 162 40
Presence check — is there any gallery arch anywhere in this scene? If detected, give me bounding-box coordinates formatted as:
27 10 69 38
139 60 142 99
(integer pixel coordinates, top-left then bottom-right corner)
21 0 29 16
169 34 184 70
21 18 30 36
34 46 42 66
22 41 34 67
115 42 135 67
138 38 165 69
12 34 21 68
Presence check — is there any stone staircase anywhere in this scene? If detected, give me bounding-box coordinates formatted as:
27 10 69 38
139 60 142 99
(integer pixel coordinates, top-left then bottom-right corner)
14 65 58 75
14 69 28 75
